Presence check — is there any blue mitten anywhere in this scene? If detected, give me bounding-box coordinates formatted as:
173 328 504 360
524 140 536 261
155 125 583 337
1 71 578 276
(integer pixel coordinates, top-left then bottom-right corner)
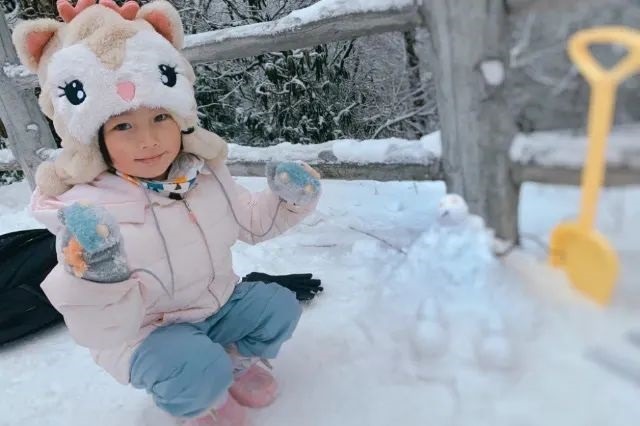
58 203 130 283
266 161 321 206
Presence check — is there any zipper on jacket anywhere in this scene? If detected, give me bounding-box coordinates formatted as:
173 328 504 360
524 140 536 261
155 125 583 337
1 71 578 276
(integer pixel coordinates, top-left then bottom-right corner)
182 199 222 308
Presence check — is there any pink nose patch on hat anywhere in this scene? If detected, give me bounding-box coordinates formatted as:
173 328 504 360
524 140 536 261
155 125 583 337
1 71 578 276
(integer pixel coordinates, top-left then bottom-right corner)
116 81 136 102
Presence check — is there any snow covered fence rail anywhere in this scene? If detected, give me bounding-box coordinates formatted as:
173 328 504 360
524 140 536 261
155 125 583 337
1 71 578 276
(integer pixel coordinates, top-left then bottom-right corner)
511 125 640 186
0 136 446 180
224 129 640 185
226 135 444 181
2 126 639 187
183 0 422 66
9 125 602 185
506 0 628 14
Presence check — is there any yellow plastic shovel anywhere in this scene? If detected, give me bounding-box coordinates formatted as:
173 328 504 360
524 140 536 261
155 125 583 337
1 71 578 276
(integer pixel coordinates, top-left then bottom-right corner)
549 27 640 305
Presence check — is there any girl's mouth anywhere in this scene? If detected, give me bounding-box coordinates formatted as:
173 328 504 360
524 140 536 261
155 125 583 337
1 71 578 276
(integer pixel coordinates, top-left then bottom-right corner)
136 152 166 165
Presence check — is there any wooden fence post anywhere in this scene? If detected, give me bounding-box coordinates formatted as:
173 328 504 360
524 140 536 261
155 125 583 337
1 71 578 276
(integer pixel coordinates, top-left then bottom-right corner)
420 0 521 242
0 9 56 189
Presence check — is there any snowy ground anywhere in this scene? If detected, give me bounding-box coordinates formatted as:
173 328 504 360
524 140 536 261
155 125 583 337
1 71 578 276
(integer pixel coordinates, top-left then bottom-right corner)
1 177 639 426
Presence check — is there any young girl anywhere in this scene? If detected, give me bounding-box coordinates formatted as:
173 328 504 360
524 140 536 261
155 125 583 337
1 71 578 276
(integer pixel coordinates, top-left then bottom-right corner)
12 1 321 425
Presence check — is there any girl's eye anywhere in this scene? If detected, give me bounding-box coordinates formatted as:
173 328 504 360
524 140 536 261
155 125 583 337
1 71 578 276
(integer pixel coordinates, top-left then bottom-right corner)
113 123 132 131
154 113 169 122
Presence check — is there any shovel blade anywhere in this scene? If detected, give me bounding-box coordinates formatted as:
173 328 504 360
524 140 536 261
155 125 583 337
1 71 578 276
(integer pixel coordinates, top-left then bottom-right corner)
550 222 619 305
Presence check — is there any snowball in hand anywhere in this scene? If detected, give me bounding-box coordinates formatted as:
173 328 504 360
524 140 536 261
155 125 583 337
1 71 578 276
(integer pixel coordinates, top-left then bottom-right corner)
437 194 469 226
267 161 321 206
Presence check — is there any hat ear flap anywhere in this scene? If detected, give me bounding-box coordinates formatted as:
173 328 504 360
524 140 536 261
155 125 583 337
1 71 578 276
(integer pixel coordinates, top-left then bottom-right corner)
35 161 71 196
35 142 109 197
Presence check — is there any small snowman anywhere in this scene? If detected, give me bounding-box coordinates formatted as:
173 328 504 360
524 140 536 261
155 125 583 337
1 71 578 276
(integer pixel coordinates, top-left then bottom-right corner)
392 194 497 299
414 194 495 287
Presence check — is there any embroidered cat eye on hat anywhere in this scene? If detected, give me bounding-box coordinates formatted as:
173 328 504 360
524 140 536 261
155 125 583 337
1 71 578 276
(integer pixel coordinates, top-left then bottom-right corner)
12 0 227 196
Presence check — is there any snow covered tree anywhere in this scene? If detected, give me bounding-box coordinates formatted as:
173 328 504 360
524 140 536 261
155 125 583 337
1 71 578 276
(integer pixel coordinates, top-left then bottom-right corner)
192 0 369 146
197 43 364 146
351 32 438 140
0 0 15 14
247 44 361 145
9 0 57 20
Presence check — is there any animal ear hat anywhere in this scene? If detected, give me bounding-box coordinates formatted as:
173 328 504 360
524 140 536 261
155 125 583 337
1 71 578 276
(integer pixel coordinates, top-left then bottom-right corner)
12 0 227 196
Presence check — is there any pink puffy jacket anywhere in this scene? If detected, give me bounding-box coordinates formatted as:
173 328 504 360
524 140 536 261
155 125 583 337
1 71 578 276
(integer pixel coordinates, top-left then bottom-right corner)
30 161 316 384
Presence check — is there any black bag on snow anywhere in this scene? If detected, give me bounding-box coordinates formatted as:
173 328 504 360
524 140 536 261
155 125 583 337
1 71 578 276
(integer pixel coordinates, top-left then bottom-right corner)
0 229 62 345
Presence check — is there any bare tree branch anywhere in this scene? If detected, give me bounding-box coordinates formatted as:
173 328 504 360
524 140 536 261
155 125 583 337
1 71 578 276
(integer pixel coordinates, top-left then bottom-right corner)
347 226 407 254
372 104 435 139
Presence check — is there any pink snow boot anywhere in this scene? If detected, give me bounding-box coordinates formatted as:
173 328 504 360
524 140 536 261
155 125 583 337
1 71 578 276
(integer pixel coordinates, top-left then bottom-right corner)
230 364 278 408
227 346 278 408
181 395 248 426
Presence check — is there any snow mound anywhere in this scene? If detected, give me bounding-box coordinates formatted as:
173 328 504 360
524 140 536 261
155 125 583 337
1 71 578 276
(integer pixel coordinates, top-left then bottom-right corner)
1 178 639 426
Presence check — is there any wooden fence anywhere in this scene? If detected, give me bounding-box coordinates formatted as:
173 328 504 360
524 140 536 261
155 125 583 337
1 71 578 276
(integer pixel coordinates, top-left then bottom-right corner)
0 0 638 243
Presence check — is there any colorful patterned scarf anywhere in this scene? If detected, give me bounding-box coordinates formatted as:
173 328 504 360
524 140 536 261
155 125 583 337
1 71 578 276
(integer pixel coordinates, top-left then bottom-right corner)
116 152 204 199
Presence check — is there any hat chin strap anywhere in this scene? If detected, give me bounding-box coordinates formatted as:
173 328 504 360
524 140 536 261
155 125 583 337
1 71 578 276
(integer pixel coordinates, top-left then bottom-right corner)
181 126 228 164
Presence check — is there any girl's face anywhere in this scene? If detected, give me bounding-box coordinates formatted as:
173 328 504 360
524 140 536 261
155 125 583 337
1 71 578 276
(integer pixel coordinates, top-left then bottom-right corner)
103 107 181 180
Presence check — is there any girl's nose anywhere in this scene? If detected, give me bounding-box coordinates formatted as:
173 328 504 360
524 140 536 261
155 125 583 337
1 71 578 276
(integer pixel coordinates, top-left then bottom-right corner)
116 81 136 102
139 127 160 149
140 133 159 149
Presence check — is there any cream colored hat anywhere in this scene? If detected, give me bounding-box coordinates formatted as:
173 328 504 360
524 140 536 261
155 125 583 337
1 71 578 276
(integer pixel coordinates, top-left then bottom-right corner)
12 0 227 196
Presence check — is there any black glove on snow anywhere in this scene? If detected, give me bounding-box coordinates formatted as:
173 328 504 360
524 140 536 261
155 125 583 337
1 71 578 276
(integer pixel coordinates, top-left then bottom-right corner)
242 272 323 302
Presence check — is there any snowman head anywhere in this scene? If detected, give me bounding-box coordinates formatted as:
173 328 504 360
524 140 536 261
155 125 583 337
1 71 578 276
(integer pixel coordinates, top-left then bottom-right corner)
437 194 469 226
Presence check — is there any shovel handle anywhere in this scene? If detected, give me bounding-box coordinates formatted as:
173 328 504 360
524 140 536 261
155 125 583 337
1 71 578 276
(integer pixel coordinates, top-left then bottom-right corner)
568 27 640 85
567 27 640 230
